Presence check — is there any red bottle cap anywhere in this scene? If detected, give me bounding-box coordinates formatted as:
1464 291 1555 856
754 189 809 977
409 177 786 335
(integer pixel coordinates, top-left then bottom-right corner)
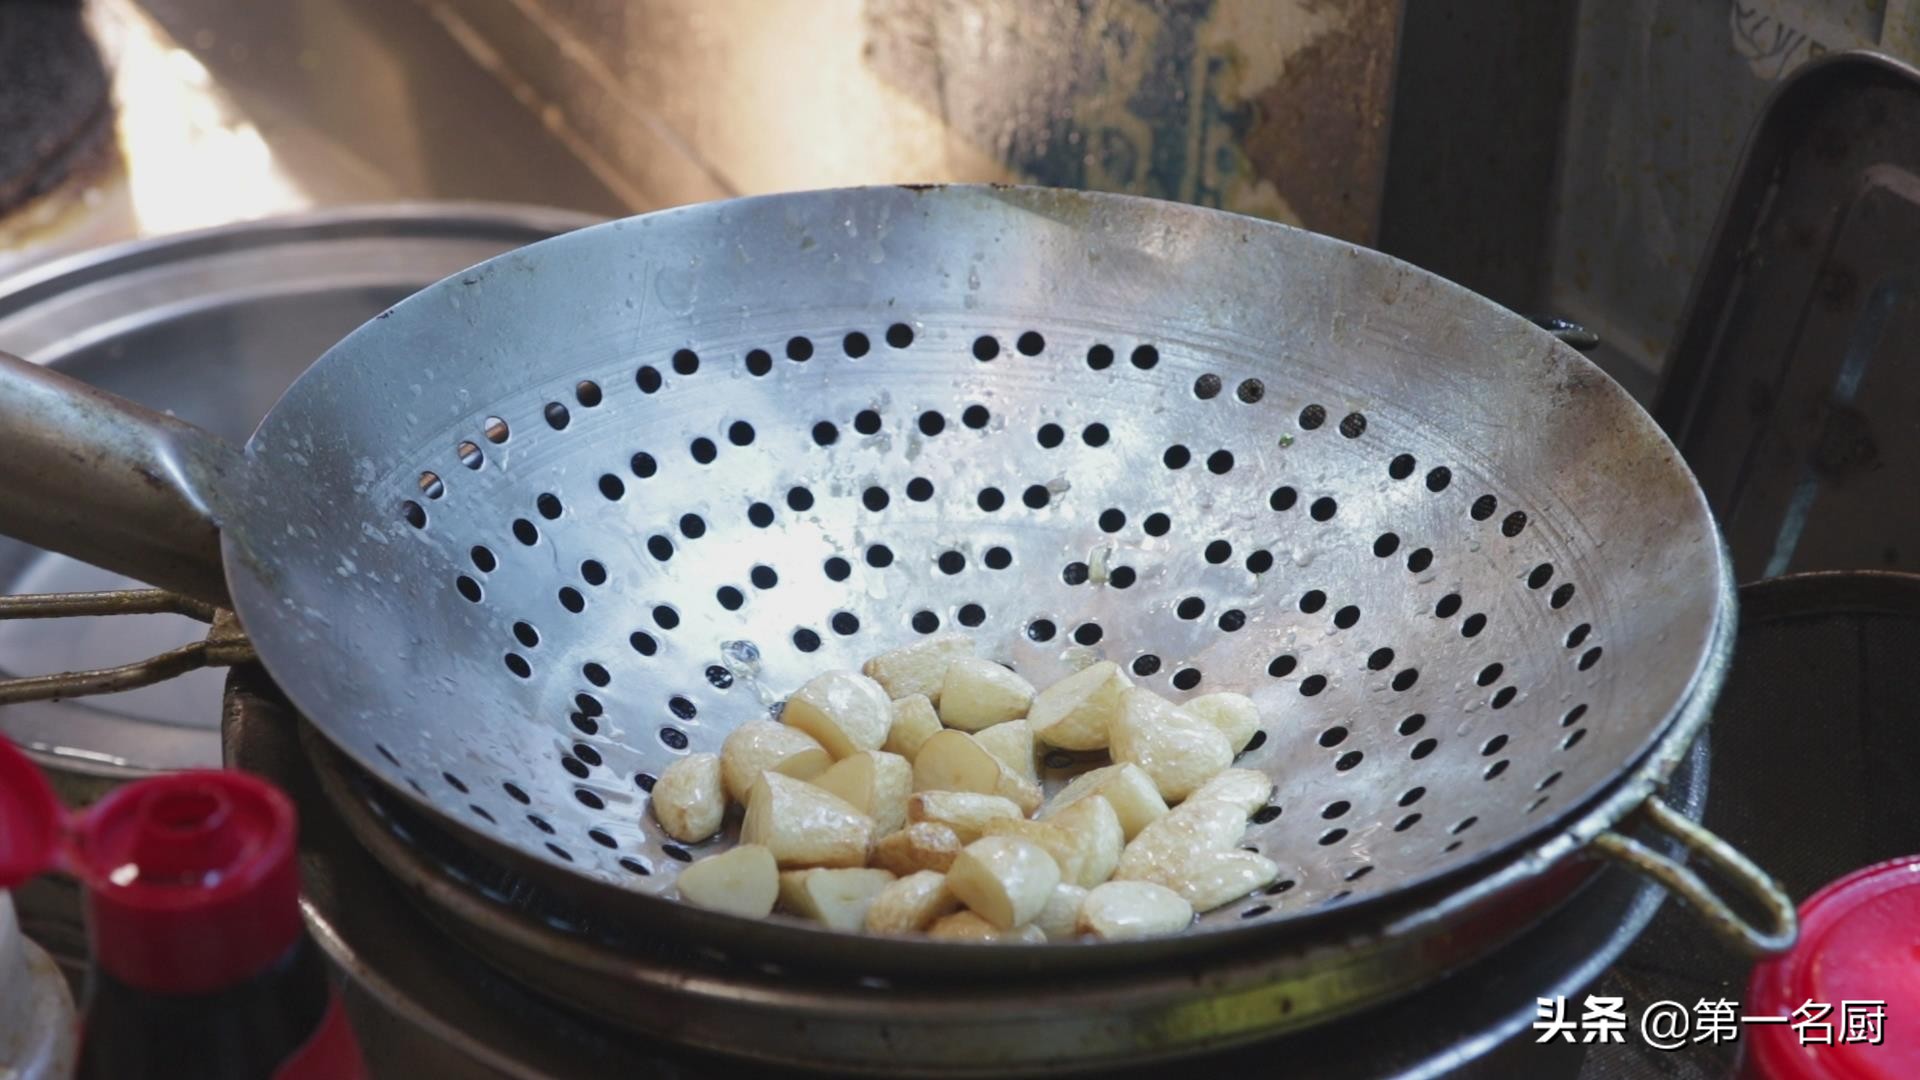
1744 857 1920 1080
0 738 301 995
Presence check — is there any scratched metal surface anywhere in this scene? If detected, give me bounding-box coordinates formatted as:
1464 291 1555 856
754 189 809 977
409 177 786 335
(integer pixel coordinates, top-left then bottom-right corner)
203 186 1728 970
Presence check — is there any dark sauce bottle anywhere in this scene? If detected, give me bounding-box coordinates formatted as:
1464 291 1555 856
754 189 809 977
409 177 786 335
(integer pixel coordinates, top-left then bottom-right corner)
0 739 363 1079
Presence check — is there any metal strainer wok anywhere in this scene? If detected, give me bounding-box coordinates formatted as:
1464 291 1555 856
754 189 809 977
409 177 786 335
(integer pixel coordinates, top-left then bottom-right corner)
0 187 1788 973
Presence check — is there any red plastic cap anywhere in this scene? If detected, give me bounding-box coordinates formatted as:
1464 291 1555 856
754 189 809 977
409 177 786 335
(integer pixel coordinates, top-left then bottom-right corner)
0 738 63 889
0 737 301 995
1745 857 1920 1080
77 771 301 994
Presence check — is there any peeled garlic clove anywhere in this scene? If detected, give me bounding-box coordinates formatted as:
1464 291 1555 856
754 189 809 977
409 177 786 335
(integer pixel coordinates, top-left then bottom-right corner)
650 751 725 843
884 694 943 759
905 791 1023 843
1033 883 1089 940
1039 762 1168 839
777 868 897 931
973 719 1039 784
1183 692 1262 754
741 772 873 869
937 658 1035 732
1185 769 1276 816
781 670 893 759
1076 880 1193 940
811 750 912 834
994 768 1044 816
980 817 1088 887
913 723 1046 816
863 634 974 703
1109 688 1233 802
1028 661 1131 751
912 729 1004 794
863 870 960 934
1115 800 1251 884
926 910 1046 943
720 721 832 804
872 821 964 876
1170 849 1281 913
946 835 1061 930
676 845 778 918
1047 794 1124 887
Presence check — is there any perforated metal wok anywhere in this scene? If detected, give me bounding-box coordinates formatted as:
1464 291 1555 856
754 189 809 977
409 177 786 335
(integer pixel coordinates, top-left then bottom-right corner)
0 187 1788 976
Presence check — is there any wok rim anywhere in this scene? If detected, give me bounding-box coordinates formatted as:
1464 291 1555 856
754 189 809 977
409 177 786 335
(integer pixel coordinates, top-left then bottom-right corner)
218 185 1739 972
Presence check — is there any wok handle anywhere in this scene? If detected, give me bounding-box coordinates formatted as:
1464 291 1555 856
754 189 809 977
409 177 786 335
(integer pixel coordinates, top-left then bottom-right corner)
0 351 239 606
1593 795 1798 956
0 590 255 705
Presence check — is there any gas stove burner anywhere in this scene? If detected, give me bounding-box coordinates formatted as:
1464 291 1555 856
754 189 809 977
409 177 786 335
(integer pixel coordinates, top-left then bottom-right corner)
0 0 113 219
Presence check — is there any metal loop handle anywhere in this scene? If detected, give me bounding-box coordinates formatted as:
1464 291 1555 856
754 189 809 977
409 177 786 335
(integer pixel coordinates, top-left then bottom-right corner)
0 589 254 705
1593 795 1798 956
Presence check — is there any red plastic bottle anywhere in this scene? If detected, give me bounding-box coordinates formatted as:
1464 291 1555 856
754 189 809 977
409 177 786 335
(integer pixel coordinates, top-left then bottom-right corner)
0 738 364 1079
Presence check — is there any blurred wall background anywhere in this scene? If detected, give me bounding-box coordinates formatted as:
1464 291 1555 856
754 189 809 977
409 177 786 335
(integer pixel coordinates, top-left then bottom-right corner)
13 0 1920 392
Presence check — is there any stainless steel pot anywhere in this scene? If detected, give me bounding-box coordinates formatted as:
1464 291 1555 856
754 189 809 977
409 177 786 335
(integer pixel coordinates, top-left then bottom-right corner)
0 203 596 974
0 203 597 782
